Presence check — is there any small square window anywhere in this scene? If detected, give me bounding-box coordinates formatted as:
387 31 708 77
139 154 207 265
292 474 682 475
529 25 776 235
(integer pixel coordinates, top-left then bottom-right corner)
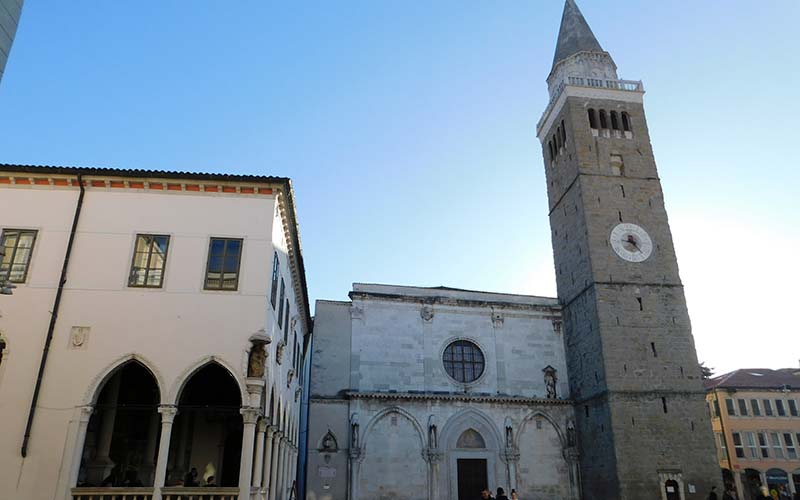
129 234 170 288
204 238 243 291
1 229 37 283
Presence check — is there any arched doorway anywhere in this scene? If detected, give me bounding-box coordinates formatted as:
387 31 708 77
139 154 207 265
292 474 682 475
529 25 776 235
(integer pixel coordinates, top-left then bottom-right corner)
166 362 242 487
664 479 680 500
766 469 789 497
78 361 160 486
741 468 762 500
456 429 488 500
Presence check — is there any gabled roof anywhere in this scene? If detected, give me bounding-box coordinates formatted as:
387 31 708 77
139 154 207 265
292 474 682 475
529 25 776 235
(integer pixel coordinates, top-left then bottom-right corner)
551 0 604 69
704 368 800 391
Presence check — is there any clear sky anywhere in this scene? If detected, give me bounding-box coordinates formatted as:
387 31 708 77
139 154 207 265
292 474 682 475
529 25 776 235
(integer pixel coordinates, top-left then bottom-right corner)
1 1 798 375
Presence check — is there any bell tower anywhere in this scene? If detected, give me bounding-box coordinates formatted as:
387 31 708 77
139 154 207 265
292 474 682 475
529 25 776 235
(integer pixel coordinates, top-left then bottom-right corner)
538 1 719 499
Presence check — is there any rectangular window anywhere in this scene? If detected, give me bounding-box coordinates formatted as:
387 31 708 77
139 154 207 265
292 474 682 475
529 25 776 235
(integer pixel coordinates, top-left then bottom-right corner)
788 399 798 417
737 399 748 416
783 433 797 460
129 234 170 288
758 433 770 458
771 432 784 459
746 432 758 458
270 252 279 309
204 238 243 290
283 300 290 344
716 433 727 460
763 399 774 416
0 229 37 283
776 399 786 417
750 399 761 416
732 433 745 458
725 399 736 416
713 400 721 417
277 279 286 327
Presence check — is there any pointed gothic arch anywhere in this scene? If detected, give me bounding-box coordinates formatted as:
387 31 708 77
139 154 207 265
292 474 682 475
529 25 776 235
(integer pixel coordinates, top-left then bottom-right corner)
440 408 502 452
168 355 247 405
82 353 166 406
515 410 567 450
361 406 426 453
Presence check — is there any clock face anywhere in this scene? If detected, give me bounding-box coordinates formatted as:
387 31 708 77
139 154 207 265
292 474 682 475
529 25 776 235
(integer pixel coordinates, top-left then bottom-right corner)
610 223 653 263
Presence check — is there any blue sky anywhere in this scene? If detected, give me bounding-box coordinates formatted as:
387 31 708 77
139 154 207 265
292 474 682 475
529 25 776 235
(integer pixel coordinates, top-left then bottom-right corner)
2 1 798 374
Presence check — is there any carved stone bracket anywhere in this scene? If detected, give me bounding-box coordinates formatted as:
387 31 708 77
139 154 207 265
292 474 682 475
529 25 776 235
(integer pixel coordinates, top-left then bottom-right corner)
420 305 434 322
423 448 444 464
350 306 364 321
287 369 295 388
492 311 504 328
276 340 286 365
552 319 562 334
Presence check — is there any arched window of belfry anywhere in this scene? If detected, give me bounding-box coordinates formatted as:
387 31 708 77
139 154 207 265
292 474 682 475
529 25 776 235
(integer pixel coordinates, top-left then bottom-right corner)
621 112 632 132
599 110 609 129
560 120 567 144
610 111 620 130
457 428 486 449
588 109 598 129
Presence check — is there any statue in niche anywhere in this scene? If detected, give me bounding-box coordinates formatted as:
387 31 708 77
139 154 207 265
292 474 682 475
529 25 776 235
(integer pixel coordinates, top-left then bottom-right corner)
543 365 558 399
247 342 267 378
567 419 576 447
350 413 359 449
504 417 514 448
428 415 438 449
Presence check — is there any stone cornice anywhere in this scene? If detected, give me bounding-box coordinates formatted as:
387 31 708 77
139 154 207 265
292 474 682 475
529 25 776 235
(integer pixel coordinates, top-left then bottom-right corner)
347 291 561 315
337 391 573 406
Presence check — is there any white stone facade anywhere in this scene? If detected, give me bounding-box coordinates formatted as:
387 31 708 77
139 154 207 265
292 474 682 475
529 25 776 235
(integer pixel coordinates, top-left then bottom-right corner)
306 284 579 500
0 166 309 500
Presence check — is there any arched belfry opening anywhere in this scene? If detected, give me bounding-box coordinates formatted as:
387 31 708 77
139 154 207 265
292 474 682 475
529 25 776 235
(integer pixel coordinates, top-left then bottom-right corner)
78 361 160 486
166 362 243 487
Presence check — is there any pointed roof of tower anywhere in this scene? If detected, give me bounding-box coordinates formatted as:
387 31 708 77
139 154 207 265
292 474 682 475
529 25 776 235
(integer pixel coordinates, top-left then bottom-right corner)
551 0 604 69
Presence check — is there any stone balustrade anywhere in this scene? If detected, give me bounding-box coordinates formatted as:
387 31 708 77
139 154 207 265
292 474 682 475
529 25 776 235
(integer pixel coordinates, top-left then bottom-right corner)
71 487 154 500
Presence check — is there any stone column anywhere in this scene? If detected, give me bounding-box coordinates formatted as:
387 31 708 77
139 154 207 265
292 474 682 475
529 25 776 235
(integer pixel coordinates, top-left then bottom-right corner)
261 426 277 498
142 410 160 484
424 449 441 500
288 446 297 496
87 375 120 482
268 432 283 500
239 408 260 499
278 438 289 500
152 405 178 500
253 419 268 489
505 450 520 493
348 448 361 500
63 405 93 499
564 449 580 500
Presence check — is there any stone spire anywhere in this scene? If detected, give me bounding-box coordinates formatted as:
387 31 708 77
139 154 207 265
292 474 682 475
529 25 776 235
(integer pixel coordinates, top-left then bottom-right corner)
546 0 618 99
551 0 604 69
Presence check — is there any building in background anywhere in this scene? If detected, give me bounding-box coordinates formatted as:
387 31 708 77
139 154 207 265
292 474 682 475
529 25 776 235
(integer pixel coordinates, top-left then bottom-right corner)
0 164 310 500
706 368 800 499
0 0 24 84
306 284 577 500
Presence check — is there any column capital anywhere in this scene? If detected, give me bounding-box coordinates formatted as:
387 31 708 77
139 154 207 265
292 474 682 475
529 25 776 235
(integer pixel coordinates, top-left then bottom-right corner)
78 405 94 423
158 404 178 423
241 407 261 425
267 424 279 436
257 418 269 433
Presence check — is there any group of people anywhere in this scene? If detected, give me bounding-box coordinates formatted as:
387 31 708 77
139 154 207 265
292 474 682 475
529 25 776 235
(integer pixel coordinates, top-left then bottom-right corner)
480 487 517 500
709 484 800 500
181 466 217 487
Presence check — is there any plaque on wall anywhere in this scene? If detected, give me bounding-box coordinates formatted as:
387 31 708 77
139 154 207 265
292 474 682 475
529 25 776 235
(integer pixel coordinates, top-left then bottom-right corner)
318 466 336 478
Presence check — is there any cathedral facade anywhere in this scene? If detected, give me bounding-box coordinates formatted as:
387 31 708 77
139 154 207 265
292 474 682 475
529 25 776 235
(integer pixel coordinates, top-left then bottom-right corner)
306 1 719 499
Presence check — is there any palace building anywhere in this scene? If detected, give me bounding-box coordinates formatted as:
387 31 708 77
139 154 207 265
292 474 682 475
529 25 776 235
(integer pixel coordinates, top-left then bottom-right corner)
0 165 310 500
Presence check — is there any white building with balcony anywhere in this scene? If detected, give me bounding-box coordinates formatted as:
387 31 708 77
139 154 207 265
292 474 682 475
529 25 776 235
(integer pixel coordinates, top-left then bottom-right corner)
0 164 310 500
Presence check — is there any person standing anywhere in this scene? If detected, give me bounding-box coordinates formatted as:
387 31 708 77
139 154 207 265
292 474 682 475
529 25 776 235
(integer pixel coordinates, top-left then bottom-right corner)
481 488 495 499
708 486 718 500
496 487 509 500
510 489 519 500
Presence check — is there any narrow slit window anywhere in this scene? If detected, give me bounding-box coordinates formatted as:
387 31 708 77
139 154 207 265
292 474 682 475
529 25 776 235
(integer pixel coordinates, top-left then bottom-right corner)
599 110 609 129
284 300 290 344
650 342 657 357
661 397 668 413
560 120 567 144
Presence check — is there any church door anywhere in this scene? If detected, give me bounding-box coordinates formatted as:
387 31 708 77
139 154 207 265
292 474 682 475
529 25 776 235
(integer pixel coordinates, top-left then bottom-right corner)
457 459 487 500
664 479 680 500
